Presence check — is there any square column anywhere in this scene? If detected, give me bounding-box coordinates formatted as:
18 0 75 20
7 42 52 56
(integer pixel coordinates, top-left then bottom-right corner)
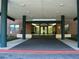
22 16 26 39
77 0 79 47
61 15 65 40
0 0 8 47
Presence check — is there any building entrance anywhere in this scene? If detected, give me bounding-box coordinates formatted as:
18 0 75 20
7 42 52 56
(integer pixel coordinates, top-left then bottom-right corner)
41 26 47 35
32 23 56 35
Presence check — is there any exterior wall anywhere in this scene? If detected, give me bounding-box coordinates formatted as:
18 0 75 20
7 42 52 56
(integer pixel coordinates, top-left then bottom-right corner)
0 16 32 37
0 16 22 36
65 19 77 35
26 23 32 34
0 17 77 37
7 19 22 36
69 20 77 35
56 19 77 36
56 23 61 34
65 19 71 34
7 20 32 36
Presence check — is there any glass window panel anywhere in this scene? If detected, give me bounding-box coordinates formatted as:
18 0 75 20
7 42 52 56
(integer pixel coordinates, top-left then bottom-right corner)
44 27 47 34
48 26 52 34
10 24 20 33
15 25 19 31
10 24 15 32
10 25 14 27
15 25 19 28
41 27 43 35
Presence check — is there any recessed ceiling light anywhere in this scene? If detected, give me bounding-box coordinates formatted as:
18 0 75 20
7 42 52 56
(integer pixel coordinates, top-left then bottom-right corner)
51 23 56 26
59 3 64 7
21 4 26 7
56 11 60 13
26 11 30 14
32 23 37 26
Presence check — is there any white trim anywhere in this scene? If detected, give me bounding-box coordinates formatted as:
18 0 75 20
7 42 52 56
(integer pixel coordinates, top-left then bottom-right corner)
17 34 32 39
32 19 56 21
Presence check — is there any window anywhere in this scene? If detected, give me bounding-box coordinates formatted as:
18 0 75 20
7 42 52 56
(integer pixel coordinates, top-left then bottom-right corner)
15 25 19 31
65 24 69 34
10 24 19 33
10 24 15 32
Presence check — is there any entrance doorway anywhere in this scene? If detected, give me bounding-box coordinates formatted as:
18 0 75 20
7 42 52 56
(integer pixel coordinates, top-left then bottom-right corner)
31 23 56 35
41 26 47 35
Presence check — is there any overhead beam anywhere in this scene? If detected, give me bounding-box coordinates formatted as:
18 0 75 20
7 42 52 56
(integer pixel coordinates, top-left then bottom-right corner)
73 17 77 21
26 21 61 23
0 12 15 21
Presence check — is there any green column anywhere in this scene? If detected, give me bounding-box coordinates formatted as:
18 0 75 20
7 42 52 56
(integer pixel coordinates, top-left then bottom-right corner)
39 25 41 35
47 24 48 34
0 0 8 47
22 15 26 39
39 24 40 35
77 0 79 47
61 15 65 40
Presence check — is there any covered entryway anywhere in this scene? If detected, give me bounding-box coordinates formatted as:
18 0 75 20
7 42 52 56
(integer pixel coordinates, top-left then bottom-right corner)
9 20 74 50
0 0 79 50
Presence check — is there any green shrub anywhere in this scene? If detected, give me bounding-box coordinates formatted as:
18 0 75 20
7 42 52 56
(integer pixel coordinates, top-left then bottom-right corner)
7 36 17 41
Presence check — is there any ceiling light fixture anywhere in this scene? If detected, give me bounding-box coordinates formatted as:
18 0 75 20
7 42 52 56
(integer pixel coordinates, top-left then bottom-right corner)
51 23 56 26
56 11 60 13
32 23 37 26
26 11 30 14
59 3 64 7
20 4 26 7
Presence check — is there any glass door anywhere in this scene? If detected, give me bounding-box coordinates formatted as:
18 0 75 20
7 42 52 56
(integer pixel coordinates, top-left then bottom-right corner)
44 27 47 35
41 26 43 35
48 26 53 34
40 26 47 35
